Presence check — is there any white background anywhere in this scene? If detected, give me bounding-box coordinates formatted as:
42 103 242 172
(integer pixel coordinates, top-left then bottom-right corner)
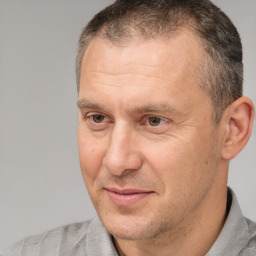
0 0 255 250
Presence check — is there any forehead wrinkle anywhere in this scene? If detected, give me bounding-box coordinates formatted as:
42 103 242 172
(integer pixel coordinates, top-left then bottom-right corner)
92 82 171 88
89 71 172 84
90 63 160 73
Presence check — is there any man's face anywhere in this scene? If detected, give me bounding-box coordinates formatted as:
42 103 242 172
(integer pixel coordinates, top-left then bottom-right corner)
78 31 226 240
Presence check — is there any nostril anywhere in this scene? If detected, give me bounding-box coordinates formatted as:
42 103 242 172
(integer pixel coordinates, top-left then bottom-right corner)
102 149 143 176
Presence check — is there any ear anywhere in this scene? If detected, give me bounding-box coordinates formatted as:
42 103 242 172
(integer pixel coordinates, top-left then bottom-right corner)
221 96 255 160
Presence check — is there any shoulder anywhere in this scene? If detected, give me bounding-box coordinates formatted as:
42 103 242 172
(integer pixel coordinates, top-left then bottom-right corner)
3 220 94 256
239 218 256 256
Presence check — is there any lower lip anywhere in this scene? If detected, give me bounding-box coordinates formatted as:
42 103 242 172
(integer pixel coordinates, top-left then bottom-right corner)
106 190 152 206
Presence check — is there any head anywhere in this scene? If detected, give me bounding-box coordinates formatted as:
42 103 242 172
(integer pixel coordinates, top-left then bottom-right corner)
76 0 254 246
76 0 243 123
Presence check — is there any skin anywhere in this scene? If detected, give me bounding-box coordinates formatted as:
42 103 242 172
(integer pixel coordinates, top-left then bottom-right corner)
77 30 254 256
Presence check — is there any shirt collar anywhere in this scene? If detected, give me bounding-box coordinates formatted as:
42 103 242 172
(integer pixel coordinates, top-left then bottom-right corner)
86 218 119 256
206 187 250 255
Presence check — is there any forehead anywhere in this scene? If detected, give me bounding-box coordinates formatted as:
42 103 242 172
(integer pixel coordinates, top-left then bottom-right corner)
78 30 211 118
81 30 203 80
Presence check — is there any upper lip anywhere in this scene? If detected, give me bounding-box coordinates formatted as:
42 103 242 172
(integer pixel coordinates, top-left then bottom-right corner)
105 187 152 195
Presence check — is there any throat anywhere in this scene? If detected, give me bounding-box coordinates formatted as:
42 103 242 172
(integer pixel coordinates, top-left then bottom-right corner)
112 237 126 256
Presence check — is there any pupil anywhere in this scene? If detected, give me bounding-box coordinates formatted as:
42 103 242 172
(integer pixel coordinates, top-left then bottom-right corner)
93 115 104 123
149 117 160 126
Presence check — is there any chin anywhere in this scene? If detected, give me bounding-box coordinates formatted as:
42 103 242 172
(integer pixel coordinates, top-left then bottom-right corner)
109 227 154 241
99 213 168 241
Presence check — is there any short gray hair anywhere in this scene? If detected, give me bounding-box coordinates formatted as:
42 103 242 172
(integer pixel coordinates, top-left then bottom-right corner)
76 0 243 122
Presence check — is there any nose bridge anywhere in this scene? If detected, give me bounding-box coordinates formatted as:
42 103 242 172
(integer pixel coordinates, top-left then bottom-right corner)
103 121 142 175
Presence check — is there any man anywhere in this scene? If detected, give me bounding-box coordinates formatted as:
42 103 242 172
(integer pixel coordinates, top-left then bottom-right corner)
3 0 255 255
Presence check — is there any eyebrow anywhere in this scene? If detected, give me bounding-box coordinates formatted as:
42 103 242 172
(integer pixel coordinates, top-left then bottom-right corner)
77 99 103 110
77 98 180 115
130 104 179 115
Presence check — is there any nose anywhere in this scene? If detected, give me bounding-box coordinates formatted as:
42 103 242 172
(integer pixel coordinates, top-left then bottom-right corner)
102 123 143 176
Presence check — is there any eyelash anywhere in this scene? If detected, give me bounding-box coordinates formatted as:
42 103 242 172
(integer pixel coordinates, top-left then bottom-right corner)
84 113 169 129
145 116 166 126
85 113 109 123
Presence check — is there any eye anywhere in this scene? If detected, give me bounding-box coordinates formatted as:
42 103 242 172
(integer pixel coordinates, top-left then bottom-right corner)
84 113 111 131
148 116 163 126
91 114 105 123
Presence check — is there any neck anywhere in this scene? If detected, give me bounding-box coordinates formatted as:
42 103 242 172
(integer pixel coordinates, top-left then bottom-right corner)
114 185 228 256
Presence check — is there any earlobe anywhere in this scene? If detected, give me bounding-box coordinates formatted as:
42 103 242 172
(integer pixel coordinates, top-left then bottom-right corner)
221 96 255 160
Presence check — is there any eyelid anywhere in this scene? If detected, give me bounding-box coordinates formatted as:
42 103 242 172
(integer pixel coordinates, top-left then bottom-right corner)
144 115 169 123
84 111 106 118
85 111 114 125
82 111 171 127
138 115 173 135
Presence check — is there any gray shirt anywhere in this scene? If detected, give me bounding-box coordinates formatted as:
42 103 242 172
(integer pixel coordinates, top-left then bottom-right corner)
2 189 256 256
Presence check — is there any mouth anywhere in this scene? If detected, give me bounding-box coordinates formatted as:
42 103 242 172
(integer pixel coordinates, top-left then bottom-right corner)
105 188 153 206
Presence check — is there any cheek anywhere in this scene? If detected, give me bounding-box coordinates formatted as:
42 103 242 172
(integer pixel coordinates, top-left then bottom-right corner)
144 137 210 193
78 134 106 186
144 138 188 174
